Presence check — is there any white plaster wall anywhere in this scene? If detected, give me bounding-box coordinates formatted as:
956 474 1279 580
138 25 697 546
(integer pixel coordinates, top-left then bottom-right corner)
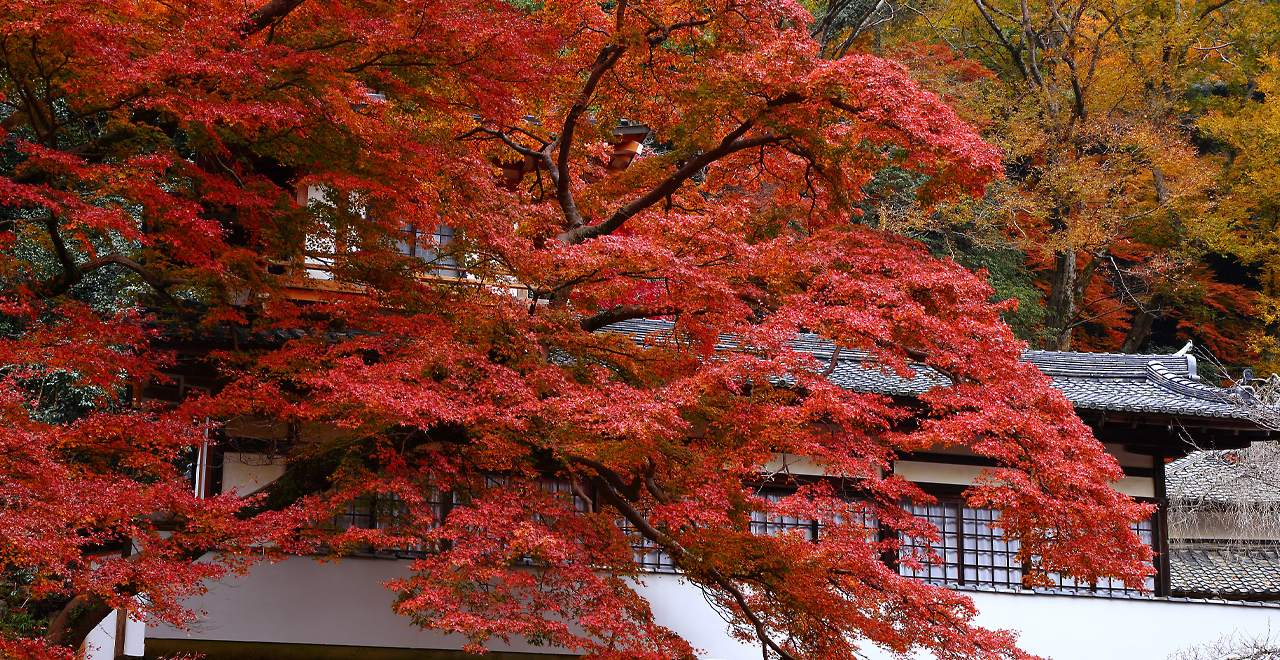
648 586 1280 660
763 453 829 477
1171 509 1279 541
84 609 116 660
84 607 146 659
149 556 575 654
123 612 146 657
894 461 987 486
150 557 1280 660
1112 475 1155 498
893 461 1154 497
921 590 1277 660
221 452 286 496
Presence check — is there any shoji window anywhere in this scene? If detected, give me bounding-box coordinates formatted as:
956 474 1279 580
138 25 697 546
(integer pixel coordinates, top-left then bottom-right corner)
750 488 819 541
899 498 1023 589
1045 516 1156 595
900 496 1156 596
395 224 464 279
333 492 450 557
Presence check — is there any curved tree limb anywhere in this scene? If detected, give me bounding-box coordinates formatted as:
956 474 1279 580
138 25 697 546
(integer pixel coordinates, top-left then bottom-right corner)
572 458 800 660
557 123 781 244
241 0 309 38
34 237 187 301
580 304 682 332
555 44 629 231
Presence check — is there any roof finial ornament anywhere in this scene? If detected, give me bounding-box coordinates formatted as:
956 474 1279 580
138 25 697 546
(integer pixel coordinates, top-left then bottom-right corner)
1174 340 1194 356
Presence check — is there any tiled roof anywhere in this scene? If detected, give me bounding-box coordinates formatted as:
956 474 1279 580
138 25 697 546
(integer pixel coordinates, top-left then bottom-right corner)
602 318 1257 420
1167 449 1280 505
1170 544 1280 599
1029 352 1252 419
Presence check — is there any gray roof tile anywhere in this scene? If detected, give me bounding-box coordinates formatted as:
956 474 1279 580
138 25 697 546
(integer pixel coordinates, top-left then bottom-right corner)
601 318 1258 420
1167 449 1280 504
1170 544 1280 598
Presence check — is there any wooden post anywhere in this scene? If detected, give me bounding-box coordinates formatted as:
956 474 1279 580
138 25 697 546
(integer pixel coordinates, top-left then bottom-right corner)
1153 451 1171 597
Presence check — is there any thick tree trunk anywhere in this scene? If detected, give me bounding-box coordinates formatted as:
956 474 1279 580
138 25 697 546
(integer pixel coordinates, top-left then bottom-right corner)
44 593 114 652
1043 249 1078 350
1121 308 1158 353
1043 246 1107 351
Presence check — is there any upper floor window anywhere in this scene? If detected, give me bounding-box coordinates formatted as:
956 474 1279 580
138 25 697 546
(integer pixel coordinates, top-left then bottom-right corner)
899 500 1023 589
395 224 465 279
326 477 1158 598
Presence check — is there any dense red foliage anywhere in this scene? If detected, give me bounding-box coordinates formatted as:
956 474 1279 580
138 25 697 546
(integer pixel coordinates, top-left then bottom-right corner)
0 1 1152 659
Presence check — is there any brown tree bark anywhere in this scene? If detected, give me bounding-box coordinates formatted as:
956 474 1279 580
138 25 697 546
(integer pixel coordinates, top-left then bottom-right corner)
1043 249 1078 350
1121 307 1159 353
1043 247 1107 350
44 593 114 652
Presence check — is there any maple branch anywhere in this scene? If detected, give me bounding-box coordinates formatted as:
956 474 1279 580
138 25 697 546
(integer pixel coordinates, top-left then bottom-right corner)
510 126 551 147
556 44 629 230
34 228 187 300
566 455 647 502
615 0 629 33
574 459 799 660
831 0 892 59
971 0 1031 81
242 0 308 38
810 0 855 40
1018 0 1046 88
469 127 544 160
44 593 114 650
636 10 712 45
87 254 188 291
580 304 681 332
558 122 784 244
820 346 842 377
866 337 969 387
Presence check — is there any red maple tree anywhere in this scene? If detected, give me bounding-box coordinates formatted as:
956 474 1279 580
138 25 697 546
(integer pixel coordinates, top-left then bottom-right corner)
0 1 1152 659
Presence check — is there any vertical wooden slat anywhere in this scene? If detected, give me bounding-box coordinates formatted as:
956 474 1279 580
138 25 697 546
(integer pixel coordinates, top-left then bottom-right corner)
1153 451 1171 597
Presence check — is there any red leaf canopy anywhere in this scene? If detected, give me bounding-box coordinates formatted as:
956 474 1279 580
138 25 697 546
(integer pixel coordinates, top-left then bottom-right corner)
0 1 1150 659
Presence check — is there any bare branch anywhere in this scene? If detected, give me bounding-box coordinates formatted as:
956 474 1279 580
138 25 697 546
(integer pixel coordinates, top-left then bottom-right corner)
971 0 1032 81
820 346 842 377
1198 0 1240 20
34 239 187 301
570 459 800 660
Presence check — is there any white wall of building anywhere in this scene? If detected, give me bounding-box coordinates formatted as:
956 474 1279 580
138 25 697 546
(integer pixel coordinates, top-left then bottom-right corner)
149 556 1278 660
84 609 116 660
220 452 286 496
951 591 1275 660
85 608 145 659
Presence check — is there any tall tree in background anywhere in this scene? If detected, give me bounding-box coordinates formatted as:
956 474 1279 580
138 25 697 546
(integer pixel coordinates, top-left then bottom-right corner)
1199 45 1280 373
840 0 1278 357
0 1 1154 659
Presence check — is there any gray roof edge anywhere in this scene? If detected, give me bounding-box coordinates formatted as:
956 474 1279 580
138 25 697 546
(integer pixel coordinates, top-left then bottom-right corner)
600 319 1263 421
1146 362 1242 404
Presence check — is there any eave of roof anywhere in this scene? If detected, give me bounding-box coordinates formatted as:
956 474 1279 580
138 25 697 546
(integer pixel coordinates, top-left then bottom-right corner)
602 318 1264 423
